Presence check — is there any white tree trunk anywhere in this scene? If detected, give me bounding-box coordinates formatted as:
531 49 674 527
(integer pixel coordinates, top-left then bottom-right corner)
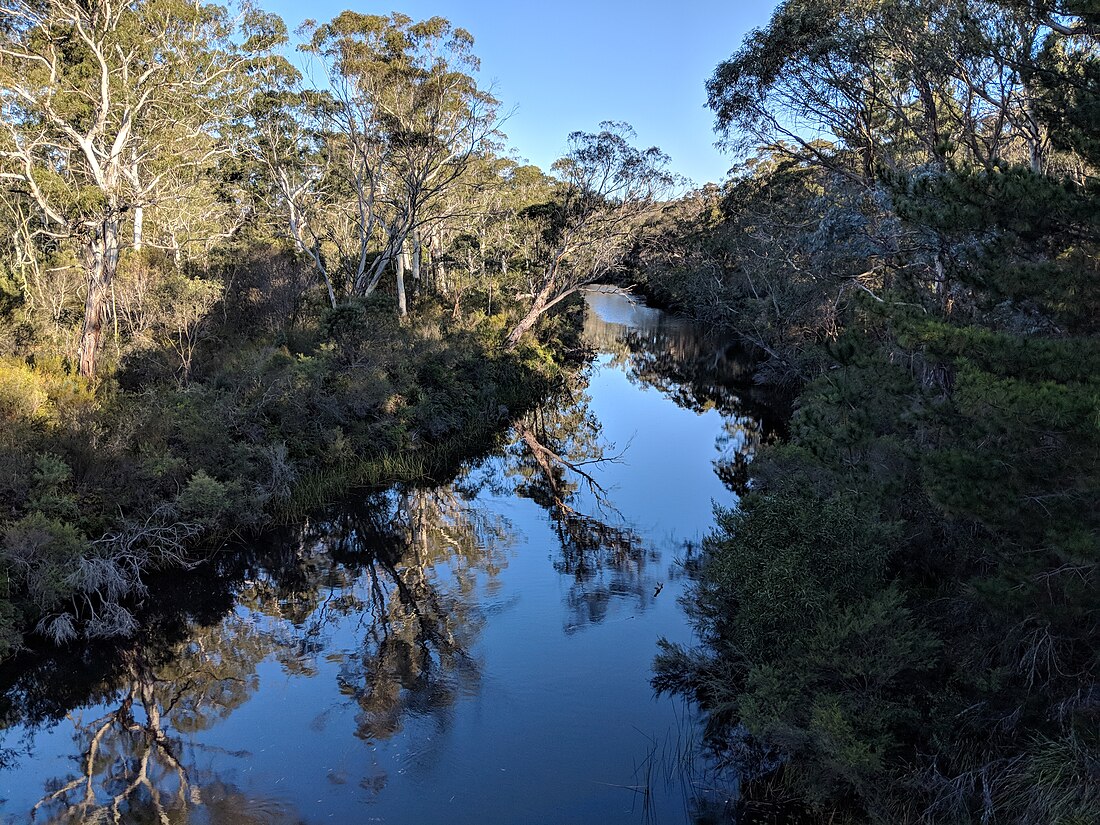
396 245 408 317
411 232 421 292
77 214 122 377
132 146 144 251
430 228 447 295
505 277 557 350
133 205 144 251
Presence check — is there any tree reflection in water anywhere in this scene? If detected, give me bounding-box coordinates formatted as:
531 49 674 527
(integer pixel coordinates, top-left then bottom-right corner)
485 291 782 635
299 486 511 743
5 482 510 821
506 377 660 633
27 621 293 824
713 416 767 496
583 288 780 498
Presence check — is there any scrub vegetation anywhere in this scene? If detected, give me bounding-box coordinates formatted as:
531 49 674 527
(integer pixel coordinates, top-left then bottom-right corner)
2 1 1098 823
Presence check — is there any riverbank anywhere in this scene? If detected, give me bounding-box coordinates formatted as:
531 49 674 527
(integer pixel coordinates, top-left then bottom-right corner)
0 293 582 658
642 185 1100 825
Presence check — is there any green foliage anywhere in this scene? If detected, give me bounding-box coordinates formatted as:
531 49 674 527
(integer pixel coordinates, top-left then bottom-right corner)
1031 32 1100 165
654 2 1100 822
896 319 1100 384
27 454 79 522
701 494 895 658
1 513 89 613
673 492 936 812
0 1 588 658
891 163 1100 329
176 471 230 523
0 270 567 653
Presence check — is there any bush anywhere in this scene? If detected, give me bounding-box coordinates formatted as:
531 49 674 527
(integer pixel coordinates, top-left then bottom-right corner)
0 360 51 424
701 493 896 658
176 471 230 523
1 513 90 614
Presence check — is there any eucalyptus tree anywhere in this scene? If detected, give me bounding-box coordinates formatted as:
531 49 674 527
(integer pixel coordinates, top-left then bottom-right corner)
0 0 285 376
702 0 1070 313
504 123 674 349
252 87 343 307
290 12 502 309
416 155 554 316
706 0 1052 178
482 161 556 296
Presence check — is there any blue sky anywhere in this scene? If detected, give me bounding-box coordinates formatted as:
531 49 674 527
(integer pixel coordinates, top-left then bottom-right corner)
263 1 780 186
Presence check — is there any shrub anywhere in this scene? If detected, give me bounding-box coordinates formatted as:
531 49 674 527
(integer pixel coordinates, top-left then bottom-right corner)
1 513 90 613
701 493 896 658
176 471 229 523
0 360 51 424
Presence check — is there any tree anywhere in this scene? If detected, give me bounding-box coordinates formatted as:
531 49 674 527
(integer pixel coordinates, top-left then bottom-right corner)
251 86 343 307
705 0 1050 180
651 1 1100 821
504 123 674 349
0 0 284 376
275 12 502 309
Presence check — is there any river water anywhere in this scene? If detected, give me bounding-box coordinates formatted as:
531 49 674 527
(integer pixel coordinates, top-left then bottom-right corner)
0 290 772 824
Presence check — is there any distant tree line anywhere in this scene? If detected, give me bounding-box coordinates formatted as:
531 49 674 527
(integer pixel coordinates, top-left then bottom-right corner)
0 1 673 378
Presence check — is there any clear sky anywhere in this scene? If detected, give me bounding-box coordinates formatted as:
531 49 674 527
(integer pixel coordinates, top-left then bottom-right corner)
262 1 780 186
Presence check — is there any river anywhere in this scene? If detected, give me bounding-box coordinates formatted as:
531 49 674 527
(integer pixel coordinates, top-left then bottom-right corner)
0 289 774 824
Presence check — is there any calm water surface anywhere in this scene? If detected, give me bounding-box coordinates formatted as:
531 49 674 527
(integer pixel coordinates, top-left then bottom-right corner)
0 291 772 824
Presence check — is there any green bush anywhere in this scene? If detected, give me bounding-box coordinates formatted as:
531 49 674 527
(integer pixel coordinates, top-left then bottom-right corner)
176 471 230 523
702 493 896 658
1 513 90 613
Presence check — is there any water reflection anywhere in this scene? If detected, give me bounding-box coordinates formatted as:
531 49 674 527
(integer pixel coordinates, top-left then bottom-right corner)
714 417 766 495
510 393 658 633
306 488 509 743
583 288 779 497
26 627 290 824
4 482 506 822
2 290 777 825
584 292 755 407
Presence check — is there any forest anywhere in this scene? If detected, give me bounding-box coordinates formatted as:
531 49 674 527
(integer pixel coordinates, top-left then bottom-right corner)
1 0 1098 823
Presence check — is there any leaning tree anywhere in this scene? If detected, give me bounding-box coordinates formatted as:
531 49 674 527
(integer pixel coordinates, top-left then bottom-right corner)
505 123 673 350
